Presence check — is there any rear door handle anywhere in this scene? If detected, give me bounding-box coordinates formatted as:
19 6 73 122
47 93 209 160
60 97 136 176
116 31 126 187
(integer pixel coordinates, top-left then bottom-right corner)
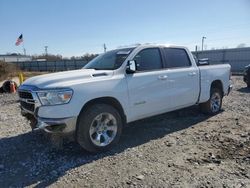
158 75 168 80
188 72 197 76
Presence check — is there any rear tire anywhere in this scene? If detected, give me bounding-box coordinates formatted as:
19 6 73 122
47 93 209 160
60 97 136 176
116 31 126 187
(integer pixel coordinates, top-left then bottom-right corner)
200 88 222 115
76 104 122 153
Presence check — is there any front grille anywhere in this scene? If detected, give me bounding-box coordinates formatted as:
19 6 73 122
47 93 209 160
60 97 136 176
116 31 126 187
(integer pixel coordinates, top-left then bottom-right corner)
19 90 35 113
18 91 33 99
20 101 35 112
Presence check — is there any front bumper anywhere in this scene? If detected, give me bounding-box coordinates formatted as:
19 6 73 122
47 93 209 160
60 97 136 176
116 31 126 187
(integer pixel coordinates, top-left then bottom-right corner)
19 85 77 134
21 107 77 133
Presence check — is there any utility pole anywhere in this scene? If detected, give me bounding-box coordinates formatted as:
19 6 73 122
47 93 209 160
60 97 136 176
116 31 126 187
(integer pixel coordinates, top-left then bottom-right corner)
201 36 206 51
103 43 107 53
23 48 26 56
44 46 48 55
195 45 198 56
44 46 48 59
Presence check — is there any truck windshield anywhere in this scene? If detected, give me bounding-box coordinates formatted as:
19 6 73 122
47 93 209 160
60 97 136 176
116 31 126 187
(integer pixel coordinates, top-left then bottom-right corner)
84 48 135 70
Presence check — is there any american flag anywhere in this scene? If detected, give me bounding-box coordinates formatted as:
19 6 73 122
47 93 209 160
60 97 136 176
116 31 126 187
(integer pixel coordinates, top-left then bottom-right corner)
15 34 23 46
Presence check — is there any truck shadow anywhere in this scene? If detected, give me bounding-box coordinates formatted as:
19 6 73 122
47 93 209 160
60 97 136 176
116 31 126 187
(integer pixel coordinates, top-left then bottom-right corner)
0 106 213 187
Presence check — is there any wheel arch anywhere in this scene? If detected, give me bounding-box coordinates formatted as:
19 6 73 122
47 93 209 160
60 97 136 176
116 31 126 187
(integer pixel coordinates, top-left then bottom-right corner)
77 97 127 125
200 79 224 114
210 80 224 96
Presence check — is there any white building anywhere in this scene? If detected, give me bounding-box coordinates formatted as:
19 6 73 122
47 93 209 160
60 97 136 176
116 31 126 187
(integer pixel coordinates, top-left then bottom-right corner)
0 54 32 62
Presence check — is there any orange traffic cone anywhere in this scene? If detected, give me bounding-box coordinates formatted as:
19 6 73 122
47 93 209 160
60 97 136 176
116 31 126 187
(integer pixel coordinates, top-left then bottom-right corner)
10 81 16 93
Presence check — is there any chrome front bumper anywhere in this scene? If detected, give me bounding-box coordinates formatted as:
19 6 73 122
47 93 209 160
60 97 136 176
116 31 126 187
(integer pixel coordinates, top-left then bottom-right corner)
21 107 77 134
19 85 77 134
34 117 77 133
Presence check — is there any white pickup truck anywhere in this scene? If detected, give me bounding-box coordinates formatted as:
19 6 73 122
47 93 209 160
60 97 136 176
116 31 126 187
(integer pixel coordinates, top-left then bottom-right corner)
18 44 232 152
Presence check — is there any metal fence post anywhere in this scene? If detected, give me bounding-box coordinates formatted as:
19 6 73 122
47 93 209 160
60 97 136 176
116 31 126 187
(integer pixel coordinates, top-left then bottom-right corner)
37 61 39 71
222 50 226 64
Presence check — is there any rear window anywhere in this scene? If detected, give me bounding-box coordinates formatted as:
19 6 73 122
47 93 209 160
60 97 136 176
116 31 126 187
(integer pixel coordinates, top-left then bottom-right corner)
164 48 191 68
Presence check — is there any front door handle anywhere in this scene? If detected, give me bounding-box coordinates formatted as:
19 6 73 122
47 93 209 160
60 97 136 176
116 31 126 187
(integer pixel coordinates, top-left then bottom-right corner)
188 72 197 76
158 75 168 80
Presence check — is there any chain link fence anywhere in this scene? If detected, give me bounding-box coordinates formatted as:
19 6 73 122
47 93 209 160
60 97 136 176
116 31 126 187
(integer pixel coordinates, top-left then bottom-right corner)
15 60 88 72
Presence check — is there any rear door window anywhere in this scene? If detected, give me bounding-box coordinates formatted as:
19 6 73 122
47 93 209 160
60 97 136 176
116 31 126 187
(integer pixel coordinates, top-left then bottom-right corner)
164 48 191 68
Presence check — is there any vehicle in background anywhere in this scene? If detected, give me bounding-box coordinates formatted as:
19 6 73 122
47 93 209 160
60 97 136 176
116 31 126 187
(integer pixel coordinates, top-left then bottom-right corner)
243 64 250 88
18 44 232 153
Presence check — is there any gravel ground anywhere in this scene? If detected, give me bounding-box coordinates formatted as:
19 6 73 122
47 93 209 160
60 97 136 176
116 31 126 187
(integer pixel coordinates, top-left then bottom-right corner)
0 76 249 187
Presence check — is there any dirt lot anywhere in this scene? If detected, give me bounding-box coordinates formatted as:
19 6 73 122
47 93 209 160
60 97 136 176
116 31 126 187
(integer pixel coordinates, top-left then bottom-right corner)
0 76 249 187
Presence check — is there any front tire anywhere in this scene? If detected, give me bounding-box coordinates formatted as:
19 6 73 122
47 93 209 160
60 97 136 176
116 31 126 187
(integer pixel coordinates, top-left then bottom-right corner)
200 88 222 115
76 104 122 153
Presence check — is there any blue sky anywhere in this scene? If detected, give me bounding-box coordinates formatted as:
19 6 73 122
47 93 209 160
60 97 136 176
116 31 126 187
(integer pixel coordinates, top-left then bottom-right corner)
0 0 249 57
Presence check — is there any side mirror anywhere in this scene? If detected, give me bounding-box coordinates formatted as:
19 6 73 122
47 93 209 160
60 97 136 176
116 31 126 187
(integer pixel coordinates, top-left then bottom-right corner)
126 60 136 73
198 58 209 66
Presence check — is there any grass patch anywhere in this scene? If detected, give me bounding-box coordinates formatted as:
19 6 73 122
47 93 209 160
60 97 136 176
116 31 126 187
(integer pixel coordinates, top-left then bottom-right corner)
0 61 48 82
0 61 20 81
22 71 49 79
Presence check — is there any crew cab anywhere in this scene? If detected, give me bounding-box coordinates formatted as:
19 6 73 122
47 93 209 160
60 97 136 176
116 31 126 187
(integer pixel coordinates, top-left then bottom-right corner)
18 44 232 152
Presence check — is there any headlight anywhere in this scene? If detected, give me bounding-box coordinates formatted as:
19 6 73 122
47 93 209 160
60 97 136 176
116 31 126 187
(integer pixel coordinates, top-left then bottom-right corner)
37 89 73 105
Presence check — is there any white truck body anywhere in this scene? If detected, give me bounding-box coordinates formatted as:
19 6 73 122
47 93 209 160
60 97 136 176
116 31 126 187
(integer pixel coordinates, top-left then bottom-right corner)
18 44 232 151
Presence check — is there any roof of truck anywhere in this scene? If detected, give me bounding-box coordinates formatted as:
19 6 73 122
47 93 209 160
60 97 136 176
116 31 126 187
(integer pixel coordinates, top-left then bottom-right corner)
116 43 188 50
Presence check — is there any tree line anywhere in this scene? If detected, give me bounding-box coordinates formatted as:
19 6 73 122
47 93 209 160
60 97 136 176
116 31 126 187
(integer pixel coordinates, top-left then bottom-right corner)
5 53 99 62
32 53 98 61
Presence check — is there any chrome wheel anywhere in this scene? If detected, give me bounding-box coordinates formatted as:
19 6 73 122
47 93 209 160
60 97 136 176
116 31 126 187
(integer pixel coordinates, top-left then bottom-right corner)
89 113 118 147
210 92 221 113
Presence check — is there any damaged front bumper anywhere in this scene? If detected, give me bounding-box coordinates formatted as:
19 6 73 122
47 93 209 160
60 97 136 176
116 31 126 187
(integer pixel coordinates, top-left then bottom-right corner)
21 108 77 133
19 85 77 134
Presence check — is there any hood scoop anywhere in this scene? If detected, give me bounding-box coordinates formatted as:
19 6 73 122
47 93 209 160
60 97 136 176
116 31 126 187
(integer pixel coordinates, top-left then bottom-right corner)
92 73 108 77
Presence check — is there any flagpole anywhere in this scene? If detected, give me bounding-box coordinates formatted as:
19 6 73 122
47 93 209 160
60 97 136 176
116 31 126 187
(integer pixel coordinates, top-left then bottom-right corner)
22 37 26 56
22 44 26 56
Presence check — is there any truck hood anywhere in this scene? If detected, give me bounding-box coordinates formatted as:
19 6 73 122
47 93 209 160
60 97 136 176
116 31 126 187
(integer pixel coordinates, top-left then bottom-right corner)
22 69 114 89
